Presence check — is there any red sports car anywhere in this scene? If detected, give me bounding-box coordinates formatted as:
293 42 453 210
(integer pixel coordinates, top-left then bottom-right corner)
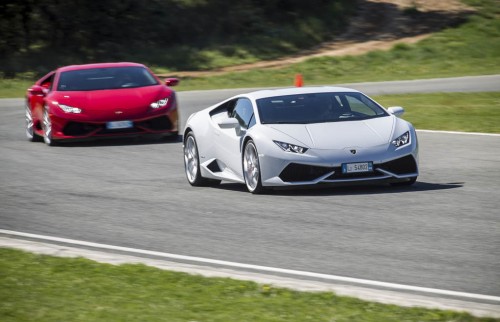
25 62 180 145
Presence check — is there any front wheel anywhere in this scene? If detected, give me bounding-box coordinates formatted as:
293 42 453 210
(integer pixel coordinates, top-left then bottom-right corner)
183 132 220 186
42 107 56 146
243 140 265 194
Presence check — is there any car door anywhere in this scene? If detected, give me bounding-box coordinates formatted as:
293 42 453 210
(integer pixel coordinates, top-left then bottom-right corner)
29 72 55 123
216 97 256 177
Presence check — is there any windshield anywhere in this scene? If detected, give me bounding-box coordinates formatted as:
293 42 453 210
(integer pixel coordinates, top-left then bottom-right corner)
257 92 388 124
57 66 159 91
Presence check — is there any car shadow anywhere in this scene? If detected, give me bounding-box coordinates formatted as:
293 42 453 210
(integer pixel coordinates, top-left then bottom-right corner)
213 181 464 196
56 135 182 147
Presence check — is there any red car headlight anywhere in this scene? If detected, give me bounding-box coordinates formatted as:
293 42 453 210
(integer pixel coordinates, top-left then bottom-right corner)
150 98 168 109
57 103 82 114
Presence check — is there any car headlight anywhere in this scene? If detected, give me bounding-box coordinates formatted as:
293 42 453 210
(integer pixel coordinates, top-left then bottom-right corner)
392 131 410 147
57 103 82 114
274 140 308 154
150 98 168 109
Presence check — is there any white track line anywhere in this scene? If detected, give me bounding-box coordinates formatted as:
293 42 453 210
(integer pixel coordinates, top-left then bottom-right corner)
1 229 499 303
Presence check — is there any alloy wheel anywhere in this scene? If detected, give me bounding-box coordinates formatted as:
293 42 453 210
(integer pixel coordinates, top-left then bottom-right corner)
25 104 35 141
184 134 198 184
243 141 263 193
42 108 53 146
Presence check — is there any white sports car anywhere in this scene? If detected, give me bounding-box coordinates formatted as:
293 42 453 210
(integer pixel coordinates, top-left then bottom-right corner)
183 87 418 193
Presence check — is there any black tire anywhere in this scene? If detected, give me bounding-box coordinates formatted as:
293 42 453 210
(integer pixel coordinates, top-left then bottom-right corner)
42 107 57 146
183 132 220 186
242 140 265 194
25 103 41 142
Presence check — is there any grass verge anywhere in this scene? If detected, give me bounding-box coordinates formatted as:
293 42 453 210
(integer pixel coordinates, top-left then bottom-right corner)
1 248 497 322
1 90 498 134
0 78 32 99
373 92 500 133
172 0 499 91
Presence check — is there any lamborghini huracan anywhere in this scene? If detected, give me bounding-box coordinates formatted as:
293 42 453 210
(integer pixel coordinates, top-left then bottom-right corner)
25 62 179 145
183 87 419 193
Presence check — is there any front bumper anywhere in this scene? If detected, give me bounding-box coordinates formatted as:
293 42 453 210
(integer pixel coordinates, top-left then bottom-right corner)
48 110 178 140
259 143 419 187
274 154 418 185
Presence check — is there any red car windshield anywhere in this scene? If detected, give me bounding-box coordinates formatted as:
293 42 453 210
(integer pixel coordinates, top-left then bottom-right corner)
57 66 159 91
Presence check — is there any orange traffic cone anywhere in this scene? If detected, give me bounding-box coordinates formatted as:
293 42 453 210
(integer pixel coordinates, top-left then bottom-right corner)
294 74 303 87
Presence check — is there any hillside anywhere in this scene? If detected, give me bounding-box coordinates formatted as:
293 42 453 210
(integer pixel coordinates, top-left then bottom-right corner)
168 0 475 77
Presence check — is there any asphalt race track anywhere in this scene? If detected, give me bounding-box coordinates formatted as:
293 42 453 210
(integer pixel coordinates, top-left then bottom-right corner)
1 76 499 304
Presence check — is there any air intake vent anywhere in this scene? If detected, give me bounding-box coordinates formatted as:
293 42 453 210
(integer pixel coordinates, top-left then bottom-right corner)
279 163 333 182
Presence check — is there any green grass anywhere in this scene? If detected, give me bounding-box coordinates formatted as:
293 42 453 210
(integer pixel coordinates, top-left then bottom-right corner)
373 92 500 133
0 78 32 99
2 87 497 134
171 0 499 91
1 248 497 322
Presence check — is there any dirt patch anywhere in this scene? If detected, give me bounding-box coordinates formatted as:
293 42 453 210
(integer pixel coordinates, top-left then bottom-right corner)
166 0 474 77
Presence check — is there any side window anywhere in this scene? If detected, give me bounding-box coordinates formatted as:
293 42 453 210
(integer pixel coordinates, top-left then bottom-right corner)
345 94 377 116
231 98 255 129
40 73 55 91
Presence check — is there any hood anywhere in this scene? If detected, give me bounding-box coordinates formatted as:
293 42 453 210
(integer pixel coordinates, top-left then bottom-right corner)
51 85 171 120
268 116 396 149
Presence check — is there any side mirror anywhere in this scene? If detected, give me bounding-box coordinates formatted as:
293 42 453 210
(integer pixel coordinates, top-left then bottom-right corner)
387 106 404 117
218 117 240 129
28 85 46 96
164 78 180 87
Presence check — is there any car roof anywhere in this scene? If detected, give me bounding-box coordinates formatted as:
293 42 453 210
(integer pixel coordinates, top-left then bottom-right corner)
244 86 361 100
56 62 146 73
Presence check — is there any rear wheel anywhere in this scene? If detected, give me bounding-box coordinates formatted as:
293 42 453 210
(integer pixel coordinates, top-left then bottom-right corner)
25 103 39 142
243 140 265 194
183 132 220 186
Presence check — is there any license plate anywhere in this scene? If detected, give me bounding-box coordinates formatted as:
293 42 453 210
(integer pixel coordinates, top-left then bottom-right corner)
106 120 133 129
342 162 373 174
